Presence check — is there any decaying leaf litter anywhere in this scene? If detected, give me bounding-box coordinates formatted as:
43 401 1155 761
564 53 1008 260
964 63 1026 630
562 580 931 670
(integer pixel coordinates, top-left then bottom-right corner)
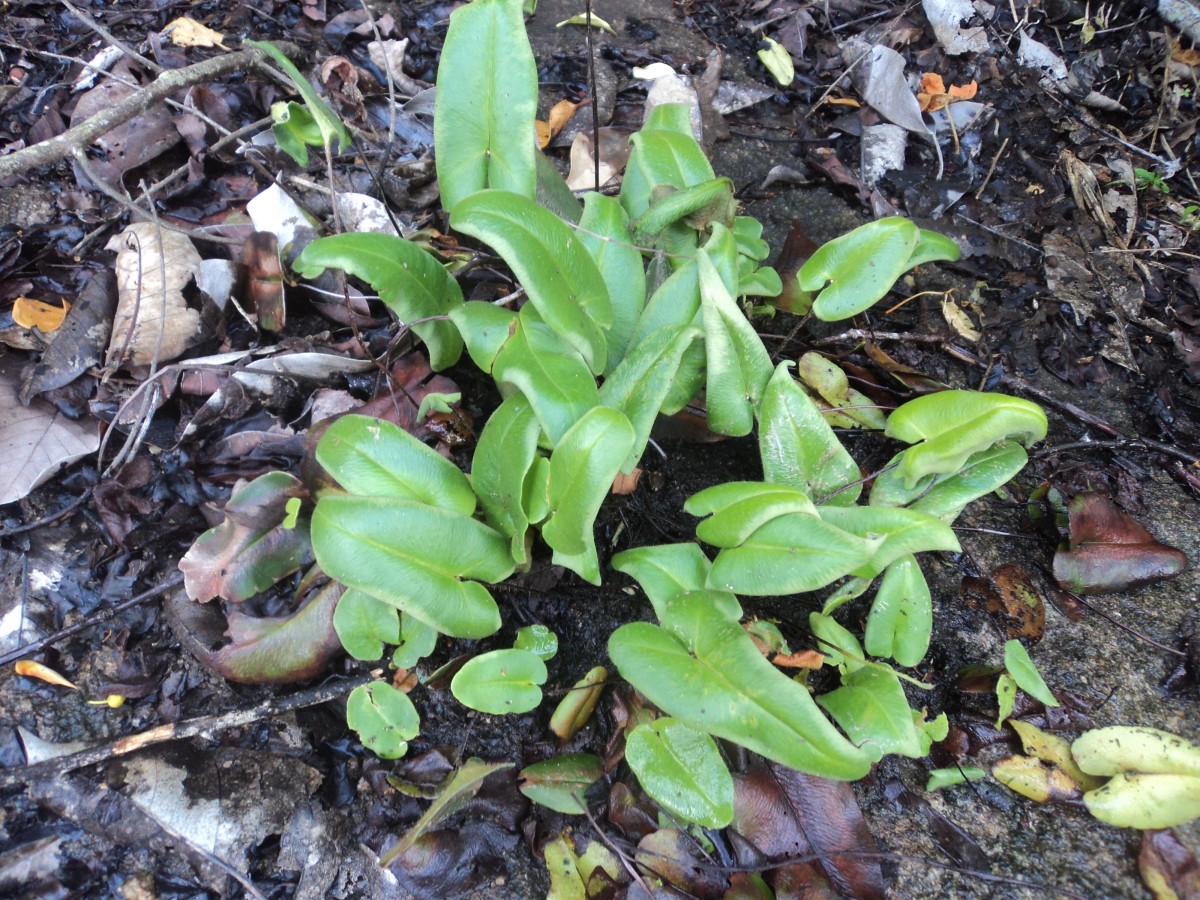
0 0 1198 896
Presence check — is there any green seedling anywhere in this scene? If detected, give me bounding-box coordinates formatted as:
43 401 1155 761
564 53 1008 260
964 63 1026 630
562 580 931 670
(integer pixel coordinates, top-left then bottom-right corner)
248 40 350 166
346 681 420 759
450 648 547 714
514 624 558 660
1134 167 1170 194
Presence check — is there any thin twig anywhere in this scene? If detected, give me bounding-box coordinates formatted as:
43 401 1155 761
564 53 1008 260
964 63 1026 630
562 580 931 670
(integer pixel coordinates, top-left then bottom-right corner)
975 136 1009 200
0 673 373 787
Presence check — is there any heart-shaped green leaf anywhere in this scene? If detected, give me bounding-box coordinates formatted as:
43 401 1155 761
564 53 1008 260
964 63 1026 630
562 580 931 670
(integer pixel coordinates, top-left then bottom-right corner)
884 391 1047 488
392 613 438 669
316 414 475 515
334 589 401 661
758 362 862 505
798 217 918 321
612 543 740 622
817 666 923 760
686 482 819 548
293 233 464 370
451 648 547 714
347 681 420 759
609 594 871 780
626 718 735 828
863 556 931 667
869 441 1029 523
312 494 511 638
542 407 636 583
451 190 611 373
817 505 961 578
434 0 537 213
515 624 558 660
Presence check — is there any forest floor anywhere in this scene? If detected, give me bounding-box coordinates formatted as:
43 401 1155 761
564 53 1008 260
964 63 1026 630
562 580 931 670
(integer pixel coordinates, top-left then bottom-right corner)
1 0 1199 897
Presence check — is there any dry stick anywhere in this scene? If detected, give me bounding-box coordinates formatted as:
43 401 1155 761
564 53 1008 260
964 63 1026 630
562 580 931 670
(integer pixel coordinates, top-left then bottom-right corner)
62 0 163 75
0 672 373 787
0 45 285 181
974 135 1009 200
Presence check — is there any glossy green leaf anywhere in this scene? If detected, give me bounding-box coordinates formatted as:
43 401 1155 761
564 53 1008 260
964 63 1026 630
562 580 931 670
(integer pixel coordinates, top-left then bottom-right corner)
433 0 536 213
698 238 773 436
542 407 636 583
817 666 923 760
451 190 611 373
706 513 878 596
757 36 794 86
515 624 558 660
629 177 736 244
1073 727 1200 778
471 393 542 564
393 614 438 669
625 257 704 415
686 481 818 548
549 666 607 742
620 104 715 220
312 494 511 638
885 391 1048 488
818 505 961 578
608 594 872 780
451 648 547 714
268 100 323 165
906 228 961 269
346 681 420 760
1083 773 1200 829
293 233 464 370
798 217 918 321
808 611 864 673
524 455 551 524
518 754 602 814
863 556 931 667
535 147 582 223
494 306 600 446
380 759 514 867
796 352 887 431
995 673 1017 728
179 471 311 604
626 718 735 828
657 591 745 644
577 193 645 373
1003 640 1059 708
599 324 700 472
612 543 741 622
869 441 1029 523
247 41 350 157
449 301 517 374
334 589 401 661
927 766 987 791
316 414 475 515
758 362 862 505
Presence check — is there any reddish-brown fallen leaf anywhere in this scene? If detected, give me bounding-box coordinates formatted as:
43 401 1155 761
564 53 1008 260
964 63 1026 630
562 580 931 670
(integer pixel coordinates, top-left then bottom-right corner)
732 762 884 900
1139 829 1200 899
1052 492 1189 595
243 232 285 332
960 563 1046 640
917 73 978 111
205 580 343 684
772 649 825 669
635 829 728 897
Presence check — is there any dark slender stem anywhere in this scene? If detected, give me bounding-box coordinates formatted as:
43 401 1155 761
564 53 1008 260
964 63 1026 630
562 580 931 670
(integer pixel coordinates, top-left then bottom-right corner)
586 0 600 190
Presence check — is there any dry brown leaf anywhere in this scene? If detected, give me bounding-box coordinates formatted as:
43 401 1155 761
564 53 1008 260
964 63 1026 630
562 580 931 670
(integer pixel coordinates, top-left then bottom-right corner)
163 17 226 49
942 295 981 341
772 649 824 669
105 223 204 368
612 468 642 495
11 297 70 332
825 96 861 107
566 128 630 191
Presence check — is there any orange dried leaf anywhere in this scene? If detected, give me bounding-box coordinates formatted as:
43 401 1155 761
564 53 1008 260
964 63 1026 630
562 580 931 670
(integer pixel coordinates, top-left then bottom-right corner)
773 649 825 669
919 73 947 95
14 659 79 690
612 468 642 495
917 73 978 112
949 80 978 100
537 99 580 148
1172 47 1200 66
536 120 552 149
12 297 70 332
825 97 861 108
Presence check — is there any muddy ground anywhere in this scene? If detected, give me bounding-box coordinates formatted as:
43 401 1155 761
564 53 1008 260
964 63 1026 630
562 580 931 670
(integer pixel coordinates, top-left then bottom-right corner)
1 0 1199 897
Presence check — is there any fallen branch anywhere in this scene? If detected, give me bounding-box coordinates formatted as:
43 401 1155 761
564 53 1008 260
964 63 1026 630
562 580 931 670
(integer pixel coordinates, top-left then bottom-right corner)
0 45 290 181
0 673 372 787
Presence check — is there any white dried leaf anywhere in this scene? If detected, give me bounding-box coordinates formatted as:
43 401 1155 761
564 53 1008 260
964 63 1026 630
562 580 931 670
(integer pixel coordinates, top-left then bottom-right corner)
105 223 203 368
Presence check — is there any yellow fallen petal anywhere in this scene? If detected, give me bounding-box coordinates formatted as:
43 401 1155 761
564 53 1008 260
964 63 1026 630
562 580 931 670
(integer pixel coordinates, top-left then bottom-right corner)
12 297 70 332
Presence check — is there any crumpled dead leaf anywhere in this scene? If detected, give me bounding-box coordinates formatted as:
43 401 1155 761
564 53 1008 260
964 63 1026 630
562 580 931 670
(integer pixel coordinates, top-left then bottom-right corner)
162 17 226 49
566 127 630 191
537 99 581 149
105 223 204 368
